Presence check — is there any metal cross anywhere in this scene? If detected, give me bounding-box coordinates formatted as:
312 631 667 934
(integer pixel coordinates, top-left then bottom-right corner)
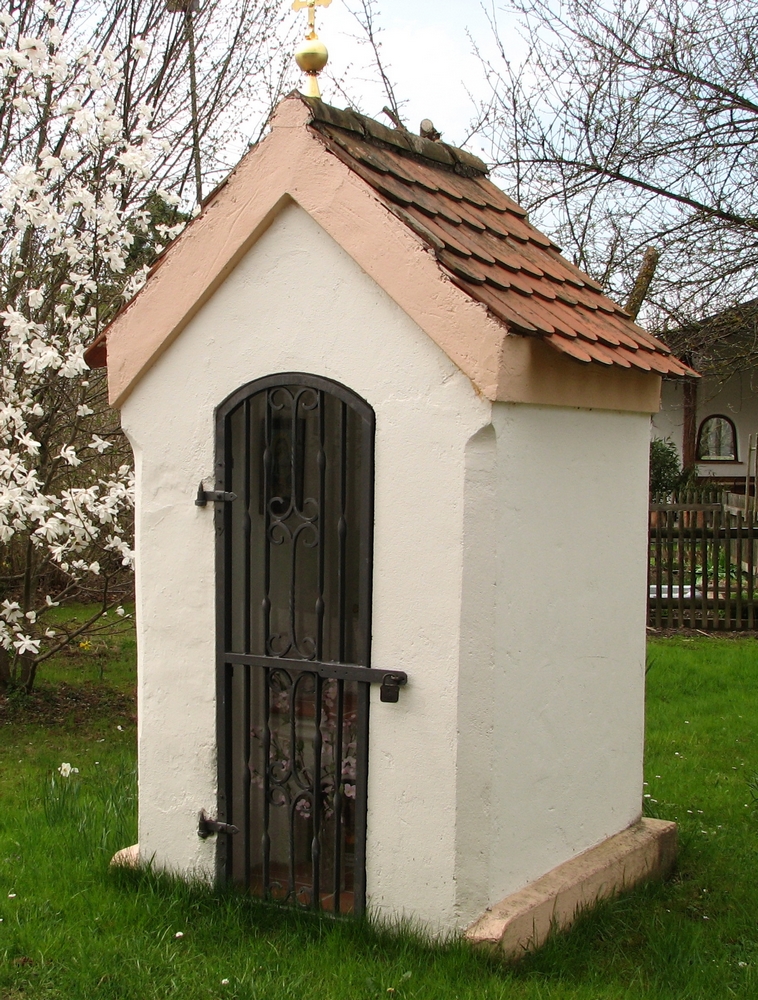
292 0 331 36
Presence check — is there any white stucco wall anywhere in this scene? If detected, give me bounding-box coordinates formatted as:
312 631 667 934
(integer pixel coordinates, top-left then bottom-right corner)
487 404 649 905
653 372 758 480
121 198 651 933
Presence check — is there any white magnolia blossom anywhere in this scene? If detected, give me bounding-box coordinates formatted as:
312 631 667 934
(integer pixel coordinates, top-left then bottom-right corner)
0 0 293 686
89 434 113 453
0 3 173 673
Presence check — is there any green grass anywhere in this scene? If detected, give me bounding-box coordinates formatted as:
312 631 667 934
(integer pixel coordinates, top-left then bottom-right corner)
1 634 758 998
36 602 136 689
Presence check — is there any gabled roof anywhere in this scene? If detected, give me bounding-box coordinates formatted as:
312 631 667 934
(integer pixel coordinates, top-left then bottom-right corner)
304 100 692 377
88 93 694 411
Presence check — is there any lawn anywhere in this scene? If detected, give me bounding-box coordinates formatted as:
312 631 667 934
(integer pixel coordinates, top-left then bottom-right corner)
0 630 757 999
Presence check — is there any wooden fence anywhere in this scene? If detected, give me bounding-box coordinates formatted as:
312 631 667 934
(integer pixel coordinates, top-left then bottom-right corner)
648 491 758 630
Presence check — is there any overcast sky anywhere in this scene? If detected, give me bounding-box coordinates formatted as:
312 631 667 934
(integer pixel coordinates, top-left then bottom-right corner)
304 0 522 156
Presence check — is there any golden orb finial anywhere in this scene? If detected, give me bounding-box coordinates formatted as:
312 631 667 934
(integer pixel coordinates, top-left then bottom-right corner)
292 0 331 99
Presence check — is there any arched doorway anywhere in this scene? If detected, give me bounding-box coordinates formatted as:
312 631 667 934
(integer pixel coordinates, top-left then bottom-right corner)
214 373 377 913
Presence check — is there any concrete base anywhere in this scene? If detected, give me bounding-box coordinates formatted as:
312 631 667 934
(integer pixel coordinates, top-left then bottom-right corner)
111 843 140 868
466 818 677 959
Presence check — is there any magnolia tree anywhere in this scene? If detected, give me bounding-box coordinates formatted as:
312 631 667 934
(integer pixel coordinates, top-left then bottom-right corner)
0 0 295 692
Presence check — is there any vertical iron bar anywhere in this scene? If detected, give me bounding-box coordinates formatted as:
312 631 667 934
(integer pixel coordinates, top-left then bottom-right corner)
689 505 697 629
312 674 323 909
244 398 252 650
354 683 370 914
332 679 345 913
647 508 655 625
261 671 271 896
359 410 376 668
287 674 297 902
749 512 755 630
654 509 662 628
676 507 684 628
289 392 299 655
748 436 754 519
737 512 743 631
334 402 348 912
243 400 252 886
699 509 707 629
725 511 733 630
261 394 274 894
316 391 326 660
666 508 674 628
217 663 233 879
243 663 251 886
263 392 273 651
354 409 376 915
338 401 348 663
312 394 326 909
713 510 722 630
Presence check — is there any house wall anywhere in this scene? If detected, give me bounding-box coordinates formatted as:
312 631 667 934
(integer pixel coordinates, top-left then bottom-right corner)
653 373 758 480
120 198 651 933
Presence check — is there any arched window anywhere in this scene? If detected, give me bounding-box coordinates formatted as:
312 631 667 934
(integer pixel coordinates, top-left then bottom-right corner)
696 415 738 461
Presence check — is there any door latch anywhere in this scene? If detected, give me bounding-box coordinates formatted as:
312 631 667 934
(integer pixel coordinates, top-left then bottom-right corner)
195 483 237 506
379 672 407 703
198 810 239 839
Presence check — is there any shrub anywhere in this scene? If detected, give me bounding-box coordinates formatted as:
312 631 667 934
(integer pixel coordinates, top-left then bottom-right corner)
650 438 682 497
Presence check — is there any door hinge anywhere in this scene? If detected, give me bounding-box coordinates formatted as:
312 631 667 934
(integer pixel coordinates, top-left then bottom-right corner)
195 482 237 506
198 809 239 839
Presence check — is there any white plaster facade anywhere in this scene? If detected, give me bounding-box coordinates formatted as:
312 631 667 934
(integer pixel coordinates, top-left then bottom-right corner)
121 201 651 932
653 372 758 481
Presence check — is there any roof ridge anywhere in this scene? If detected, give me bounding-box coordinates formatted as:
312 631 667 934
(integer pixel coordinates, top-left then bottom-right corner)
298 93 488 177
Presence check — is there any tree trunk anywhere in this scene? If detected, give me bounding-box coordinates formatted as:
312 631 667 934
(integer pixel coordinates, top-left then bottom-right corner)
0 649 10 694
21 655 38 693
625 247 659 321
682 377 698 472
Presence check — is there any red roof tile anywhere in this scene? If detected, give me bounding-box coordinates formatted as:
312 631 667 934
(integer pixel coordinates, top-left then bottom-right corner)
307 102 695 377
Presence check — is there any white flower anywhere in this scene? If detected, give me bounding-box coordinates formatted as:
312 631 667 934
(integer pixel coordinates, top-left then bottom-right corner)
88 434 112 453
27 288 44 308
13 634 40 655
1 600 23 623
174 931 184 939
58 762 79 777
221 980 230 986
59 445 81 467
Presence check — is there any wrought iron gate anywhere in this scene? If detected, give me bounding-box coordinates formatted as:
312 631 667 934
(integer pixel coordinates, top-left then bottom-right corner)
211 373 404 915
